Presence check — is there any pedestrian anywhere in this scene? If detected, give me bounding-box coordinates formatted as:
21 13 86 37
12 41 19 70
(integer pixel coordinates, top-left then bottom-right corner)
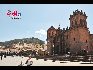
1 54 3 60
4 52 6 58
18 55 24 66
1 56 2 60
25 55 33 66
18 61 24 66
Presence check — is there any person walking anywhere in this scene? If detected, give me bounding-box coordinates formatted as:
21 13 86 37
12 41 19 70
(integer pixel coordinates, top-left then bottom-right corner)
4 52 6 58
1 55 2 60
0 52 3 60
18 61 24 66
18 56 24 66
25 55 33 66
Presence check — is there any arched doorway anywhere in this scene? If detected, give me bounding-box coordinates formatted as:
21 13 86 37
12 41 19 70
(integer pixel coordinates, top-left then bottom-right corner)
81 49 87 56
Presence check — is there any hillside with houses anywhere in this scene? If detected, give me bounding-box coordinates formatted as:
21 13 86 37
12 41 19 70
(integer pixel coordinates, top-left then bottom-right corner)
0 37 48 57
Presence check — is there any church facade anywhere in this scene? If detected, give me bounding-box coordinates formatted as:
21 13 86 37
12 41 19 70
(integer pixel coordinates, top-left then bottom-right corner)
47 10 93 55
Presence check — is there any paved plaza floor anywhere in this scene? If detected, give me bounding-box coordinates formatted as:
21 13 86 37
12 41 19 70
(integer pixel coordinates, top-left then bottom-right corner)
0 56 93 66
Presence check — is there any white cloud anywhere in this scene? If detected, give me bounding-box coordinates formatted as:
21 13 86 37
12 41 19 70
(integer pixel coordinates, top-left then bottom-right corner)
35 29 47 36
35 29 47 42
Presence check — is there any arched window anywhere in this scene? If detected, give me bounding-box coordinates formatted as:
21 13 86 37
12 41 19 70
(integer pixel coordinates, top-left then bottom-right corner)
75 20 77 25
80 19 83 25
72 21 73 27
83 19 86 26
82 19 85 25
86 40 87 43
52 32 53 35
74 38 75 41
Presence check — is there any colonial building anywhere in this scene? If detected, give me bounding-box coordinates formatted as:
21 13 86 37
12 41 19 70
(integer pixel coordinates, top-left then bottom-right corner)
47 10 93 55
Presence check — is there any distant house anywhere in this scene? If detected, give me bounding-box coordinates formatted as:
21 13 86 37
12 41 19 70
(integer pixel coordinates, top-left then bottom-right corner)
38 49 48 56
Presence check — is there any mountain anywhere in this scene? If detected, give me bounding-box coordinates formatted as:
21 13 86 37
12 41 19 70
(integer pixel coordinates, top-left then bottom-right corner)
0 37 45 48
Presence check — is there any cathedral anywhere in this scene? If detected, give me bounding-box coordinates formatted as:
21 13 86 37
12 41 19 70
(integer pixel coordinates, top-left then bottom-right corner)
47 10 93 55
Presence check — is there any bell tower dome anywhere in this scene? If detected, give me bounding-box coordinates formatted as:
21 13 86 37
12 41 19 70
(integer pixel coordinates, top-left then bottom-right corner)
69 9 88 28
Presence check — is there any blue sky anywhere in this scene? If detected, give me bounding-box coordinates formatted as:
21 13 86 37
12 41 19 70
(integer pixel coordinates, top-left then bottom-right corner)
0 4 93 43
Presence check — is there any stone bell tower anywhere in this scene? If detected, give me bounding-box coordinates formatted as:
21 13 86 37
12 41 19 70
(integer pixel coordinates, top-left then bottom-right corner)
69 9 91 54
47 26 56 55
69 9 87 28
